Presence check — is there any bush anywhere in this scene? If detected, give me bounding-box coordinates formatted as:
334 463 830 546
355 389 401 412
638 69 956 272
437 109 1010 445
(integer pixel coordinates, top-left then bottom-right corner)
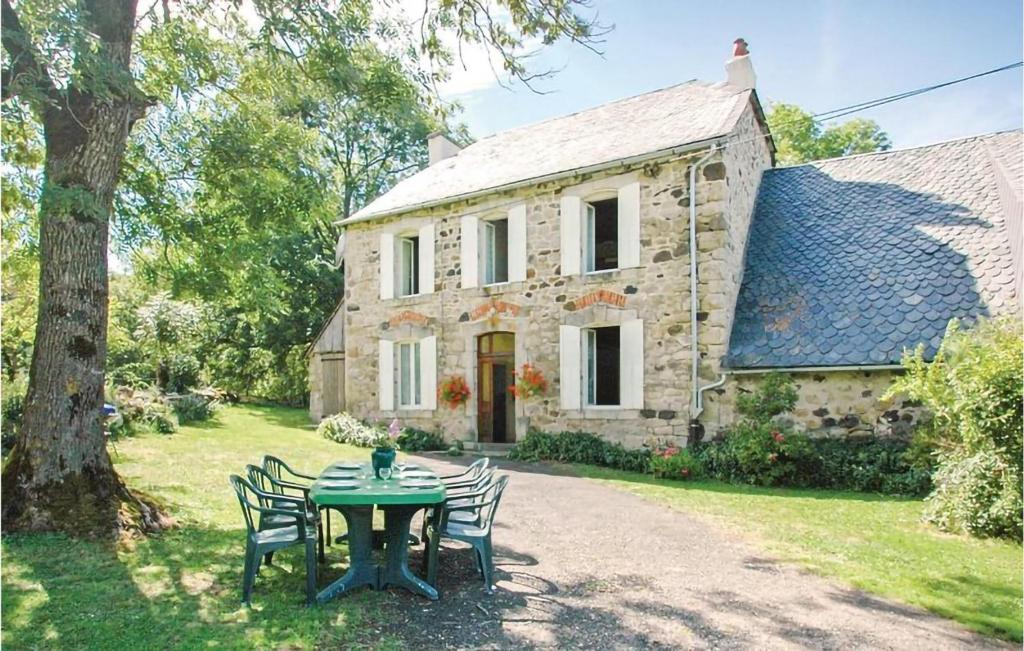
736 372 798 421
318 412 386 447
650 446 701 480
509 430 652 474
2 392 25 452
924 449 1022 539
171 393 218 425
397 427 446 452
887 317 1022 538
697 421 818 487
109 387 177 436
809 437 931 496
107 362 155 389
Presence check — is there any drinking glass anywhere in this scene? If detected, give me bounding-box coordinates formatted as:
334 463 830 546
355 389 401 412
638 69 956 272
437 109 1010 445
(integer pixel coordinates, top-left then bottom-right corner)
379 466 393 483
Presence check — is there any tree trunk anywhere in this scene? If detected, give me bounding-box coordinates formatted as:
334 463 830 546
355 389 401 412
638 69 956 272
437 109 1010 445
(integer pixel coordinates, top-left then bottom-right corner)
1 0 170 537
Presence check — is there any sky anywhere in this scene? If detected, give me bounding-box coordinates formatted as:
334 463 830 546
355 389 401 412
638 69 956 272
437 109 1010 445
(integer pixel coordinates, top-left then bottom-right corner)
439 0 1023 150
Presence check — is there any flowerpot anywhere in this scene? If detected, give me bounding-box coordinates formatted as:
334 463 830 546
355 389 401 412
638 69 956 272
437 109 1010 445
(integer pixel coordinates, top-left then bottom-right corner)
371 447 396 479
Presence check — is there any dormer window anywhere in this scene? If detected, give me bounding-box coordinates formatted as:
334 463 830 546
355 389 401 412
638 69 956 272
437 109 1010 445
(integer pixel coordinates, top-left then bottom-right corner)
584 197 618 273
399 236 420 296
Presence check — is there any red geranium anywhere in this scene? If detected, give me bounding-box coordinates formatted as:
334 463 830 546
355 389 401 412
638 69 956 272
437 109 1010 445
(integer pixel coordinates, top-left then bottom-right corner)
510 363 548 399
438 375 471 409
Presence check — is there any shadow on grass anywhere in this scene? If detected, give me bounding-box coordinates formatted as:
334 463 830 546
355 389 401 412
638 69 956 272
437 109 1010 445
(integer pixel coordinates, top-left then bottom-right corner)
1 526 378 650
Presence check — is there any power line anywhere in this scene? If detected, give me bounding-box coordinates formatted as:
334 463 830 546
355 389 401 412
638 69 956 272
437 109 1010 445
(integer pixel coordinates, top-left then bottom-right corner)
811 61 1023 122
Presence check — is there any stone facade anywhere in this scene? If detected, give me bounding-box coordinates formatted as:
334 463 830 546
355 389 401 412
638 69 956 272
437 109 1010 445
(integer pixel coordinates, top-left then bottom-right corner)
338 102 774 447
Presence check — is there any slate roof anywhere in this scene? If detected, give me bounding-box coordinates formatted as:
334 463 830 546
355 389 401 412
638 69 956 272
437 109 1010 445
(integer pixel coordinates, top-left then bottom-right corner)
346 81 756 223
725 130 1021 369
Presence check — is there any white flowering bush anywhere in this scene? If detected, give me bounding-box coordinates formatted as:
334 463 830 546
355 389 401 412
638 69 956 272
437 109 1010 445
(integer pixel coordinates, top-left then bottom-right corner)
317 412 385 447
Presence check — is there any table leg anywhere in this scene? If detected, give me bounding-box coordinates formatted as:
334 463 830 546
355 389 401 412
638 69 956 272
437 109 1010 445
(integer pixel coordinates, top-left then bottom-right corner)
316 505 378 604
379 504 438 600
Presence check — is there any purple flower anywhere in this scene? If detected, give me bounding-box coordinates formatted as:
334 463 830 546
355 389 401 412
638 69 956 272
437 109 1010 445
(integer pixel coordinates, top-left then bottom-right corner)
388 418 401 439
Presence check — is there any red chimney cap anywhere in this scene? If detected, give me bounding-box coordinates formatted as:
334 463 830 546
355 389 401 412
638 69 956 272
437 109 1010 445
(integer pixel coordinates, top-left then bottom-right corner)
733 38 749 57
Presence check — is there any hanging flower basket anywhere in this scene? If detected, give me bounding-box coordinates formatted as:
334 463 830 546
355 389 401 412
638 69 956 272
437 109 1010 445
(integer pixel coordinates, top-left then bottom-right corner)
510 363 547 400
438 375 471 409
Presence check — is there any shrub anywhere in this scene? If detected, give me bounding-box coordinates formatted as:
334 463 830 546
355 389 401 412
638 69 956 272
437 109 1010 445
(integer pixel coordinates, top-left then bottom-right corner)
924 448 1022 540
509 430 652 474
171 393 218 425
2 392 25 451
736 371 798 421
650 446 701 480
887 317 1022 538
699 421 818 487
397 427 446 452
318 412 386 447
809 437 931 496
109 387 177 436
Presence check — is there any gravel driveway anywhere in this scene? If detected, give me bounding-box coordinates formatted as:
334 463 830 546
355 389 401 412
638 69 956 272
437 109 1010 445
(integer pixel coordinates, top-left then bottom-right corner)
376 455 1008 650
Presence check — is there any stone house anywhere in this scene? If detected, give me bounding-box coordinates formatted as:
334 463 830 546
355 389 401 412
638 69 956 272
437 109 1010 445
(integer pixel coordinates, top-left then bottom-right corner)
308 43 1021 449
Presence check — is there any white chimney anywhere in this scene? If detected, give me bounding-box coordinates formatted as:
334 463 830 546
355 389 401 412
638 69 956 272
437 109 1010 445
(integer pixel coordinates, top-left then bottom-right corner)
427 132 462 165
725 38 756 91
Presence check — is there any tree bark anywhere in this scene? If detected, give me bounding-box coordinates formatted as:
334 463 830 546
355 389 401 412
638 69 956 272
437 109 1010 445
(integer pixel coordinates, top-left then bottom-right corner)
1 0 170 537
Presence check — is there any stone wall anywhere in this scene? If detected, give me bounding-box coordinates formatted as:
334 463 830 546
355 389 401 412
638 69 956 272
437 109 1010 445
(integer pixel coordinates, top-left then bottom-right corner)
702 370 927 440
340 101 773 448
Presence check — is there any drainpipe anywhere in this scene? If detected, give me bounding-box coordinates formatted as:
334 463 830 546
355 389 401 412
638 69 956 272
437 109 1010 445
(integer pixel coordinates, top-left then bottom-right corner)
687 145 726 429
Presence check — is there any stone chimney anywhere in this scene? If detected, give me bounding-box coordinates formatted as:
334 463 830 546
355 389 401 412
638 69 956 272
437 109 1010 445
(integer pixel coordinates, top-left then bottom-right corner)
725 38 756 90
427 132 462 165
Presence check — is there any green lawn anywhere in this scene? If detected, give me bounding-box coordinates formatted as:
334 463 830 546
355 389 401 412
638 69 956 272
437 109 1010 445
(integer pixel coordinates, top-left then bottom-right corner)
578 465 1023 642
2 404 397 650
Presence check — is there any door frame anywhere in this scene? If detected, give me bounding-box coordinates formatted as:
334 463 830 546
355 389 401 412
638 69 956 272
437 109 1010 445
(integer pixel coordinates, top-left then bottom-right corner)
476 332 516 443
460 316 529 443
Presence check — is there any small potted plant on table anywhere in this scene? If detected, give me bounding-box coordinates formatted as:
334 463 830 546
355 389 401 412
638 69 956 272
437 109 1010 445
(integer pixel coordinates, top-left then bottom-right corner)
372 419 401 479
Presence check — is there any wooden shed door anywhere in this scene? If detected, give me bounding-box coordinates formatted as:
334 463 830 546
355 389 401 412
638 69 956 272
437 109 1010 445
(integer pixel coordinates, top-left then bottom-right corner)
477 333 515 443
322 354 345 416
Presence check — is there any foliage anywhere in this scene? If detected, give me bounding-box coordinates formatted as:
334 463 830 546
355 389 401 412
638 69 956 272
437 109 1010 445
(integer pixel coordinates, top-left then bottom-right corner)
170 394 219 425
736 372 798 421
650 445 701 480
886 317 1023 539
807 437 932 496
767 103 891 166
509 430 652 474
397 427 447 452
580 465 1022 641
699 422 818 487
109 387 177 437
1 392 25 452
318 412 385 448
372 419 402 451
511 363 548 399
438 375 471 409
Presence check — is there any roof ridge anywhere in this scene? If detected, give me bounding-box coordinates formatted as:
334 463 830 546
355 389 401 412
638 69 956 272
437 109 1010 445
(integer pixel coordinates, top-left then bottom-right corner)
768 127 1023 171
466 79 734 145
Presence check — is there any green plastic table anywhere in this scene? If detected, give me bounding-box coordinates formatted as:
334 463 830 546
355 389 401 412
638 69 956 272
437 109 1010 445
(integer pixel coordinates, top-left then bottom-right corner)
310 461 445 603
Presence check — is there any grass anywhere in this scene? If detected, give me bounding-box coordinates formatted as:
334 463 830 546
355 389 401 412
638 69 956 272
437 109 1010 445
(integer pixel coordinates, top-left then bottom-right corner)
2 404 400 651
577 465 1023 642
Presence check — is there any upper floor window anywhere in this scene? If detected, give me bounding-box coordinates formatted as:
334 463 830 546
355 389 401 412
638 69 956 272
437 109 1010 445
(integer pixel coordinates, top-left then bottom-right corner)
560 177 640 276
460 205 526 289
584 198 618 273
399 236 420 296
483 217 509 285
379 224 434 300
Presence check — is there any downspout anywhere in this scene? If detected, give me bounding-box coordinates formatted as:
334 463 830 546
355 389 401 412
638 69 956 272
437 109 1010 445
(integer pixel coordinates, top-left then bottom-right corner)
687 145 727 430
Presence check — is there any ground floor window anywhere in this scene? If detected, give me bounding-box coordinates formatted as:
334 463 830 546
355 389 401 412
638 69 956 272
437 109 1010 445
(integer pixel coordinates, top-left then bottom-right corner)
585 326 620 406
398 341 422 408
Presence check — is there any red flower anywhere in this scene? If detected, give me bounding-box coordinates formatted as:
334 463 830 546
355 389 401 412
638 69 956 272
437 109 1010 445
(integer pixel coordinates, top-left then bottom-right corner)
772 431 785 443
680 468 690 477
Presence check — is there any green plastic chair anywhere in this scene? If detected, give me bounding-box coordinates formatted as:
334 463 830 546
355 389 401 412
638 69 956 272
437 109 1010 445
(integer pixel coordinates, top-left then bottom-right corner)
229 474 317 606
439 457 490 489
426 474 509 594
246 464 322 564
261 455 329 560
421 466 495 542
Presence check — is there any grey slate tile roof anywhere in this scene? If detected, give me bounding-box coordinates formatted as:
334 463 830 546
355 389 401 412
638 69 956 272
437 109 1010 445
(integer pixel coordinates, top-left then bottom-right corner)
347 81 753 222
725 130 1021 369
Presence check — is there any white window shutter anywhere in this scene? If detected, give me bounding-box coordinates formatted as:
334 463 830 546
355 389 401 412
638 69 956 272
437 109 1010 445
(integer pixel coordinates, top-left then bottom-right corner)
618 182 641 268
378 339 394 410
379 233 394 300
620 318 645 409
559 325 581 410
420 335 437 410
560 195 581 275
460 215 479 288
418 223 434 294
508 204 527 282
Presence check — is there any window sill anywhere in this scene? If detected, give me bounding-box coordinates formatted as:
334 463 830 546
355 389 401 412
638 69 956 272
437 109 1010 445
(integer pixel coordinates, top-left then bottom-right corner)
563 408 642 419
396 407 434 416
480 281 525 296
388 293 430 305
578 267 641 283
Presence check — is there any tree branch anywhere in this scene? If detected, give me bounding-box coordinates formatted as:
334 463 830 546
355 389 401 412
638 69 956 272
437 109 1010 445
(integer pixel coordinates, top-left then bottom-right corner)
1 0 57 105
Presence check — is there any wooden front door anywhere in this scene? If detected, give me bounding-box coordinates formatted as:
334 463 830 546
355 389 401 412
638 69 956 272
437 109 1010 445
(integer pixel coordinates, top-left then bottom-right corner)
477 332 516 443
322 354 345 416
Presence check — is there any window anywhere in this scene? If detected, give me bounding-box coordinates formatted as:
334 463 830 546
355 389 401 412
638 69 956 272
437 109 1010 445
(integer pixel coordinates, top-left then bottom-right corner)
584 197 618 272
585 326 620 406
398 342 422 408
482 218 509 285
398 236 419 296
